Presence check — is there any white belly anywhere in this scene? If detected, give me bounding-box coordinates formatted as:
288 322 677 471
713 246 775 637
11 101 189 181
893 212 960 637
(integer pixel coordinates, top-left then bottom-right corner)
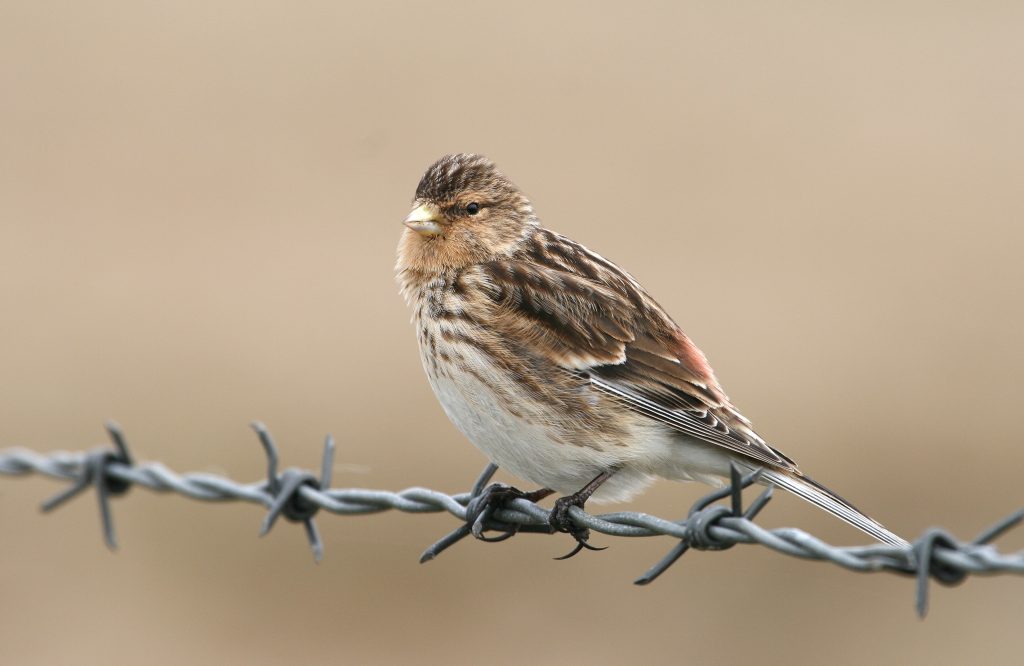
425 363 660 502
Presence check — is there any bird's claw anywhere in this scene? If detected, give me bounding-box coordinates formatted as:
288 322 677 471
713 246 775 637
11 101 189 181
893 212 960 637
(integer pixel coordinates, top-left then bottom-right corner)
466 482 548 541
549 494 606 559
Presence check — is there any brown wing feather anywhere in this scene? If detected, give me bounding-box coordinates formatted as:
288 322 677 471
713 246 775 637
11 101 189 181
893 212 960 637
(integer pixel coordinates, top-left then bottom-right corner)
466 243 798 472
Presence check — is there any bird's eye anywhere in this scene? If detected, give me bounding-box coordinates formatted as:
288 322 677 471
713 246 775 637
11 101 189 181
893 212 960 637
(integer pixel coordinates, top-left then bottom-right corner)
465 202 480 215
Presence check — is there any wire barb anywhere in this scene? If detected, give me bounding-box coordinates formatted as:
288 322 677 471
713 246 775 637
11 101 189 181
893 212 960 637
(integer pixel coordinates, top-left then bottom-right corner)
251 423 331 562
634 464 772 585
2 424 1023 616
38 421 134 550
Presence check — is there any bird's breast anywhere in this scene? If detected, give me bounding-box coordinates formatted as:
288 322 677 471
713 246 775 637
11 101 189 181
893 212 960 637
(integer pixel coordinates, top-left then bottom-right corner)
408 282 651 499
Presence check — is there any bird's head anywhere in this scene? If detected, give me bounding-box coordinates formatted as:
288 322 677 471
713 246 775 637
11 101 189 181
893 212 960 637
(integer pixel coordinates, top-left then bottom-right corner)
398 154 537 273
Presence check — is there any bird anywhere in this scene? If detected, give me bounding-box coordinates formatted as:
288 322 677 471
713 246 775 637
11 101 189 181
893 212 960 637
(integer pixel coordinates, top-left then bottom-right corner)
396 153 907 552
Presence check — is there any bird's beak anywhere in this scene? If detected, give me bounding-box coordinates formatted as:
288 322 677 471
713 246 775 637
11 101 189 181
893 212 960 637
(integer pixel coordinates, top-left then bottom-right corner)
403 203 444 237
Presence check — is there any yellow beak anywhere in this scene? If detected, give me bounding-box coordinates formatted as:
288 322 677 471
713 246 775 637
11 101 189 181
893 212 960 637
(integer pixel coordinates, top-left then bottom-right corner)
403 203 444 237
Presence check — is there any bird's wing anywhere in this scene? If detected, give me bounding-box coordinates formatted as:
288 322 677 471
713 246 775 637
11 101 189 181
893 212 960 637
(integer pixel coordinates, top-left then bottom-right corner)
464 260 797 472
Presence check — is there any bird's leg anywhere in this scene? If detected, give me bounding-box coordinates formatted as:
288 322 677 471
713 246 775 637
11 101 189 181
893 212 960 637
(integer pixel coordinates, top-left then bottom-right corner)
549 469 616 559
466 480 555 542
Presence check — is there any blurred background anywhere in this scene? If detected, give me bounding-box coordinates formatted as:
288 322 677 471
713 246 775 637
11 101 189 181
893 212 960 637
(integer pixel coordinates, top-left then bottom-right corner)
1 2 1022 664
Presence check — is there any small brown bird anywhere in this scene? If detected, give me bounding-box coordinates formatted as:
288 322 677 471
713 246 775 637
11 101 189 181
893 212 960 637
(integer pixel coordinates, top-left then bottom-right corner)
397 153 906 549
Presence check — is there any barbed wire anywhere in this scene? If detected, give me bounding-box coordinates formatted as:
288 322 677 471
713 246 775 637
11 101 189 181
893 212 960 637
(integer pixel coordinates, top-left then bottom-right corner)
1 422 1021 617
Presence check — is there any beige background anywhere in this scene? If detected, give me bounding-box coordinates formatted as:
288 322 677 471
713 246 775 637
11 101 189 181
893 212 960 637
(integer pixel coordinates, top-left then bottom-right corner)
2 2 1022 664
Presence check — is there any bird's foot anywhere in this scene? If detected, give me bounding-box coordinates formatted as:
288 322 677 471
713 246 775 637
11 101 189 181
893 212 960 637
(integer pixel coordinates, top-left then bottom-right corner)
466 483 553 542
549 492 607 560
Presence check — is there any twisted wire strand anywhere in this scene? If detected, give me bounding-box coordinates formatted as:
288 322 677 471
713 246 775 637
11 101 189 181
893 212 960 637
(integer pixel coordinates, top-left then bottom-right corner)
1 425 1021 618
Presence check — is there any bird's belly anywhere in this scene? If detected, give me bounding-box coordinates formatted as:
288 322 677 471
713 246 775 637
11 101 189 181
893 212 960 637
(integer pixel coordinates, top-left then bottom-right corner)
424 362 653 502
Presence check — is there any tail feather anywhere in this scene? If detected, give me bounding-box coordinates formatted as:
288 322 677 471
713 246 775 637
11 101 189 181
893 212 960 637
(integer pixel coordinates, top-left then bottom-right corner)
759 469 908 547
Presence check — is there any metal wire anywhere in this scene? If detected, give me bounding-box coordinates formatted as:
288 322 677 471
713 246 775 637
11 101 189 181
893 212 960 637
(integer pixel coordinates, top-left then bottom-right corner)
1 422 1021 618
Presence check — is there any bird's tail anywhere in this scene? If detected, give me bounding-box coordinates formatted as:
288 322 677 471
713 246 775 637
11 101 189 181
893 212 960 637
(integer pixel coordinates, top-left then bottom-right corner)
759 469 908 547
